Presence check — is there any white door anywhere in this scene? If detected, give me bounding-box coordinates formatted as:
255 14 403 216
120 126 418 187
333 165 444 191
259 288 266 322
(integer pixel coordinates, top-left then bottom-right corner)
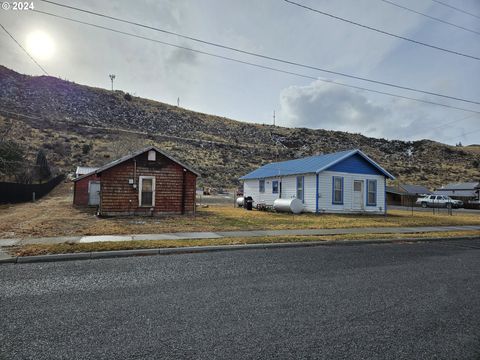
353 180 364 210
88 181 100 206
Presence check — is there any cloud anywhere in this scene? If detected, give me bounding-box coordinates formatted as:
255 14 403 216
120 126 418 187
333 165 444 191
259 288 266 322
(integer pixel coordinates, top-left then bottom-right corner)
166 46 198 67
279 81 391 137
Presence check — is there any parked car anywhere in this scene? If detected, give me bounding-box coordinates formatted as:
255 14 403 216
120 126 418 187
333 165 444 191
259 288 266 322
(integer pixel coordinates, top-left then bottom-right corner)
416 195 463 208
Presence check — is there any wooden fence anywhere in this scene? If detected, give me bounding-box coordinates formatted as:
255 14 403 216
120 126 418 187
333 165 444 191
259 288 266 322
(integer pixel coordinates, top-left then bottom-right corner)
0 175 65 204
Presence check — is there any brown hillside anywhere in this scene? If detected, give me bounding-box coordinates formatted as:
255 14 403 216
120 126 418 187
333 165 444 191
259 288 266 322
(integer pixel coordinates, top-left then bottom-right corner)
0 65 479 189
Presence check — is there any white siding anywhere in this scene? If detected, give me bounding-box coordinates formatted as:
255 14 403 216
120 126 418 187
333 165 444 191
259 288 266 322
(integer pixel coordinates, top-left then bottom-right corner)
317 171 385 214
243 171 386 214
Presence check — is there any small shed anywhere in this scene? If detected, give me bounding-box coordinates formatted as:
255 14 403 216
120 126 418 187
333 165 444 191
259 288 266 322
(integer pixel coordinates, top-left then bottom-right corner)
386 184 432 206
240 149 395 214
73 146 200 216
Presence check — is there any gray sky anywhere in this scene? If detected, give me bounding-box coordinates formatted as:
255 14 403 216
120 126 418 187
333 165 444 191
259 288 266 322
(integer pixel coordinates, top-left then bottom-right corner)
1 0 479 145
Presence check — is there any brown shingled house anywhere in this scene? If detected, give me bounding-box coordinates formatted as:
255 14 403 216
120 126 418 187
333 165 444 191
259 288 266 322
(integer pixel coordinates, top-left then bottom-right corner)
73 146 199 216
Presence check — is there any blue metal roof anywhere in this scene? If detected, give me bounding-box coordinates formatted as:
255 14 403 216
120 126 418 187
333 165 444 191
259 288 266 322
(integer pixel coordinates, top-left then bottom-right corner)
239 149 395 180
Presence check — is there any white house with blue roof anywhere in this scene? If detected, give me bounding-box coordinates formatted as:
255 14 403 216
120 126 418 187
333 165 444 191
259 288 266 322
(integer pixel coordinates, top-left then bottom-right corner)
239 149 395 214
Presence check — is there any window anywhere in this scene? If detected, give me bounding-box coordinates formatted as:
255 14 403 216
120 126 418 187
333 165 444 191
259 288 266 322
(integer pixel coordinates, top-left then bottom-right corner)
139 176 155 207
272 180 279 194
332 176 343 204
367 179 377 206
147 150 156 161
296 176 304 202
259 179 265 193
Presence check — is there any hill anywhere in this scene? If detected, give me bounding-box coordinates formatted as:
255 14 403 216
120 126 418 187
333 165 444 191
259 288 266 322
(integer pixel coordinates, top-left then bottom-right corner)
0 65 479 189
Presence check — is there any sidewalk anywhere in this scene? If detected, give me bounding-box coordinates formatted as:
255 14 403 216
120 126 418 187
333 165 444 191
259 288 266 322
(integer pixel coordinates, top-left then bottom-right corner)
1 225 480 247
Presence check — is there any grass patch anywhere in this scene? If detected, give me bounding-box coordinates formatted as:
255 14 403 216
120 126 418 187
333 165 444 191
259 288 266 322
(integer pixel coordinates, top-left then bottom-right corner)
12 230 480 257
1 183 479 239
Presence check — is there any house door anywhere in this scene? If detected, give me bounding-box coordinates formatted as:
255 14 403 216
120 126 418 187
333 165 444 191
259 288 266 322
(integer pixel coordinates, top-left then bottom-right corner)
353 180 364 210
88 181 100 206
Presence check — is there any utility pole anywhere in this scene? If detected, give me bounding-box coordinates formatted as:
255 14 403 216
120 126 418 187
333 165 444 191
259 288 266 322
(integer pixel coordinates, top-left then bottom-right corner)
177 97 180 107
273 110 276 126
109 74 116 91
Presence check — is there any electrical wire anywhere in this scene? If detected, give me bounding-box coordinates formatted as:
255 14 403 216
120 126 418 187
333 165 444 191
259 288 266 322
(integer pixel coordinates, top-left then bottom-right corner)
284 0 480 61
380 0 480 36
431 0 480 20
35 0 480 106
26 9 480 115
0 23 49 75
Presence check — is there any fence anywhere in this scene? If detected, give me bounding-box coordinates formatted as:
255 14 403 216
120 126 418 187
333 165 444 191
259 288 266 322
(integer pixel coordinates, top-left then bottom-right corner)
0 174 65 204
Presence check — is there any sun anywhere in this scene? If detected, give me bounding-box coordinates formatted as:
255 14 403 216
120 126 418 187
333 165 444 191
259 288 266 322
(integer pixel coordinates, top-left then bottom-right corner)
26 31 55 60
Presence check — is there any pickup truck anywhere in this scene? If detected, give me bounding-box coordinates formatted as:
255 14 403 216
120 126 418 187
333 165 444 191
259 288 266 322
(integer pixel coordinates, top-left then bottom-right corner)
415 195 463 209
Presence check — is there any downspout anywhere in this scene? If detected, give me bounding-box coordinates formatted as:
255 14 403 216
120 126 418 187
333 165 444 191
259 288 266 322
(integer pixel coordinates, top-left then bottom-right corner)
73 181 76 205
133 158 137 216
384 176 387 216
315 173 319 214
181 169 186 214
133 158 137 185
193 175 197 216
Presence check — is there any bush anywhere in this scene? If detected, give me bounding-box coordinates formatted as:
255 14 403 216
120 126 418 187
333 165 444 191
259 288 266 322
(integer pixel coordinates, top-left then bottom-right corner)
124 93 132 101
82 143 92 154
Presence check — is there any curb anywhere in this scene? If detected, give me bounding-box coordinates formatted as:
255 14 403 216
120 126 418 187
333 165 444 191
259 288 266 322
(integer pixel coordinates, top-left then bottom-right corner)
1 235 478 265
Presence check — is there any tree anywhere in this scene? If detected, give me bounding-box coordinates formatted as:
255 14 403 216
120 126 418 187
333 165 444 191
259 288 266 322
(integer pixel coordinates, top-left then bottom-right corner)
82 143 92 155
0 140 24 177
35 149 51 182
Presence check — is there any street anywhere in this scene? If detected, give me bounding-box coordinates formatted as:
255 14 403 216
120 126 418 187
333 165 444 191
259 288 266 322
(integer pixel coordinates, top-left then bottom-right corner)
1 239 479 359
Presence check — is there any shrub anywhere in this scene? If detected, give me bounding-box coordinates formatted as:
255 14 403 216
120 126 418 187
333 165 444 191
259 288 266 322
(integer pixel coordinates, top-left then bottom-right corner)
82 143 92 155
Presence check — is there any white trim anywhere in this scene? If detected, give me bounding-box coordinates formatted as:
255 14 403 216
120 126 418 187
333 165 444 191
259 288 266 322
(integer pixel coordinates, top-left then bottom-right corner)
139 176 156 207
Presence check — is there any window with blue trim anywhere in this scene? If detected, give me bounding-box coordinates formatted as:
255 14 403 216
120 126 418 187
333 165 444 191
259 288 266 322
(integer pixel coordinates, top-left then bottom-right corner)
296 176 304 202
333 176 343 204
367 179 377 206
272 180 279 194
259 179 265 193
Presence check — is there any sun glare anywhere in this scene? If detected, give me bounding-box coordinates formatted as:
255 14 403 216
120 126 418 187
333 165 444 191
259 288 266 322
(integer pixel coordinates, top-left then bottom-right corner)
26 31 55 60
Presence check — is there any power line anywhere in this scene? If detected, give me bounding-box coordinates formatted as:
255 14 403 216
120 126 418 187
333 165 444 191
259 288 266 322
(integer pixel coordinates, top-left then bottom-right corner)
284 0 480 61
35 0 480 106
413 114 478 138
380 0 480 36
29 9 480 115
431 0 480 20
0 23 49 75
441 127 480 143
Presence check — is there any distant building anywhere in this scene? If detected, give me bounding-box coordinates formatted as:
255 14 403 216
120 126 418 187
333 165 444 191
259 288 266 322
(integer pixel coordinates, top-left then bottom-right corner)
75 166 98 178
240 149 395 214
435 182 480 208
73 146 199 216
386 184 432 206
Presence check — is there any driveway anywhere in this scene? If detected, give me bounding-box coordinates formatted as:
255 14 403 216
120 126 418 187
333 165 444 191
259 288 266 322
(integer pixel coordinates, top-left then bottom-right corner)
1 239 479 359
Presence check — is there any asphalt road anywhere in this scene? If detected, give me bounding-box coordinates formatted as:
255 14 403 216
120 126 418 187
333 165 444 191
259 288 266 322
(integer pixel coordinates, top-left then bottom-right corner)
1 240 480 360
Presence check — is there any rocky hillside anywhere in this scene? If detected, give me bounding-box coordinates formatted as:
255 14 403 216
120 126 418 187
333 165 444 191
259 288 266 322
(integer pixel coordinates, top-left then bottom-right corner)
0 65 479 189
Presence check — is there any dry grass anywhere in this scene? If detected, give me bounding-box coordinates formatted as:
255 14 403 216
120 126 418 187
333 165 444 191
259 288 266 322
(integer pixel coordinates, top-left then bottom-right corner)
463 145 480 154
1 182 480 239
12 230 480 256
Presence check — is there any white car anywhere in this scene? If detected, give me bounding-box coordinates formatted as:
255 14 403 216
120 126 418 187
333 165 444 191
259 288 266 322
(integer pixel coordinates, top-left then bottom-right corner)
416 195 463 209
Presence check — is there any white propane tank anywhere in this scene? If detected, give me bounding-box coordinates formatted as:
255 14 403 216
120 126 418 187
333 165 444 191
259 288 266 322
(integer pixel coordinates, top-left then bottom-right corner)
273 198 304 214
236 197 245 207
